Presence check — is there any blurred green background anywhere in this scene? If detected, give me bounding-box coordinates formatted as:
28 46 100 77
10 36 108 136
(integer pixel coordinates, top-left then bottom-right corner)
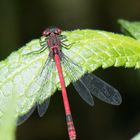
0 0 140 140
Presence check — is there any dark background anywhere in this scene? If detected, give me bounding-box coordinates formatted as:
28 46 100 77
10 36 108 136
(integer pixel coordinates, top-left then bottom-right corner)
0 0 140 140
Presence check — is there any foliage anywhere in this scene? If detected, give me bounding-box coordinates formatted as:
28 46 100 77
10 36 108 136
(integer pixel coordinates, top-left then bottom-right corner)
0 92 17 140
118 19 140 40
0 20 140 139
131 133 140 140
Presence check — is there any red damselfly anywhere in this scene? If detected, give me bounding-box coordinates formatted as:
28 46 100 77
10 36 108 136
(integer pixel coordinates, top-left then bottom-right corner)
18 27 122 140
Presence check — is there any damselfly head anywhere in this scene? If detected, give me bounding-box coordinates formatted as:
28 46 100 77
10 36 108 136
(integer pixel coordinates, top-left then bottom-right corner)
42 27 62 36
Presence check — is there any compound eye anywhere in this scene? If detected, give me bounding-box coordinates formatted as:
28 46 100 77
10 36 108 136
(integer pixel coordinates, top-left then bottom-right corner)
55 28 62 34
42 31 50 36
42 31 46 36
58 28 62 33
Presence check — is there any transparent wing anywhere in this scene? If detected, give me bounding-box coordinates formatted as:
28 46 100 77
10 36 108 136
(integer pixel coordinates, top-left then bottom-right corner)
79 73 122 105
60 52 94 106
37 97 51 117
17 105 36 125
61 52 122 106
17 54 54 124
36 54 55 117
73 79 94 106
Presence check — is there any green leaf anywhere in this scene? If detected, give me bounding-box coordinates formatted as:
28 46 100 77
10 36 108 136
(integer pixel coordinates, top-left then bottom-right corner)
131 133 140 140
63 29 140 70
0 89 17 140
118 19 140 40
1 29 140 122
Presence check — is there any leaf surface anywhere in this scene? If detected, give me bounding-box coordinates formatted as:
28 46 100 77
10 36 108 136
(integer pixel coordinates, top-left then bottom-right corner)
118 19 140 40
1 30 140 120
